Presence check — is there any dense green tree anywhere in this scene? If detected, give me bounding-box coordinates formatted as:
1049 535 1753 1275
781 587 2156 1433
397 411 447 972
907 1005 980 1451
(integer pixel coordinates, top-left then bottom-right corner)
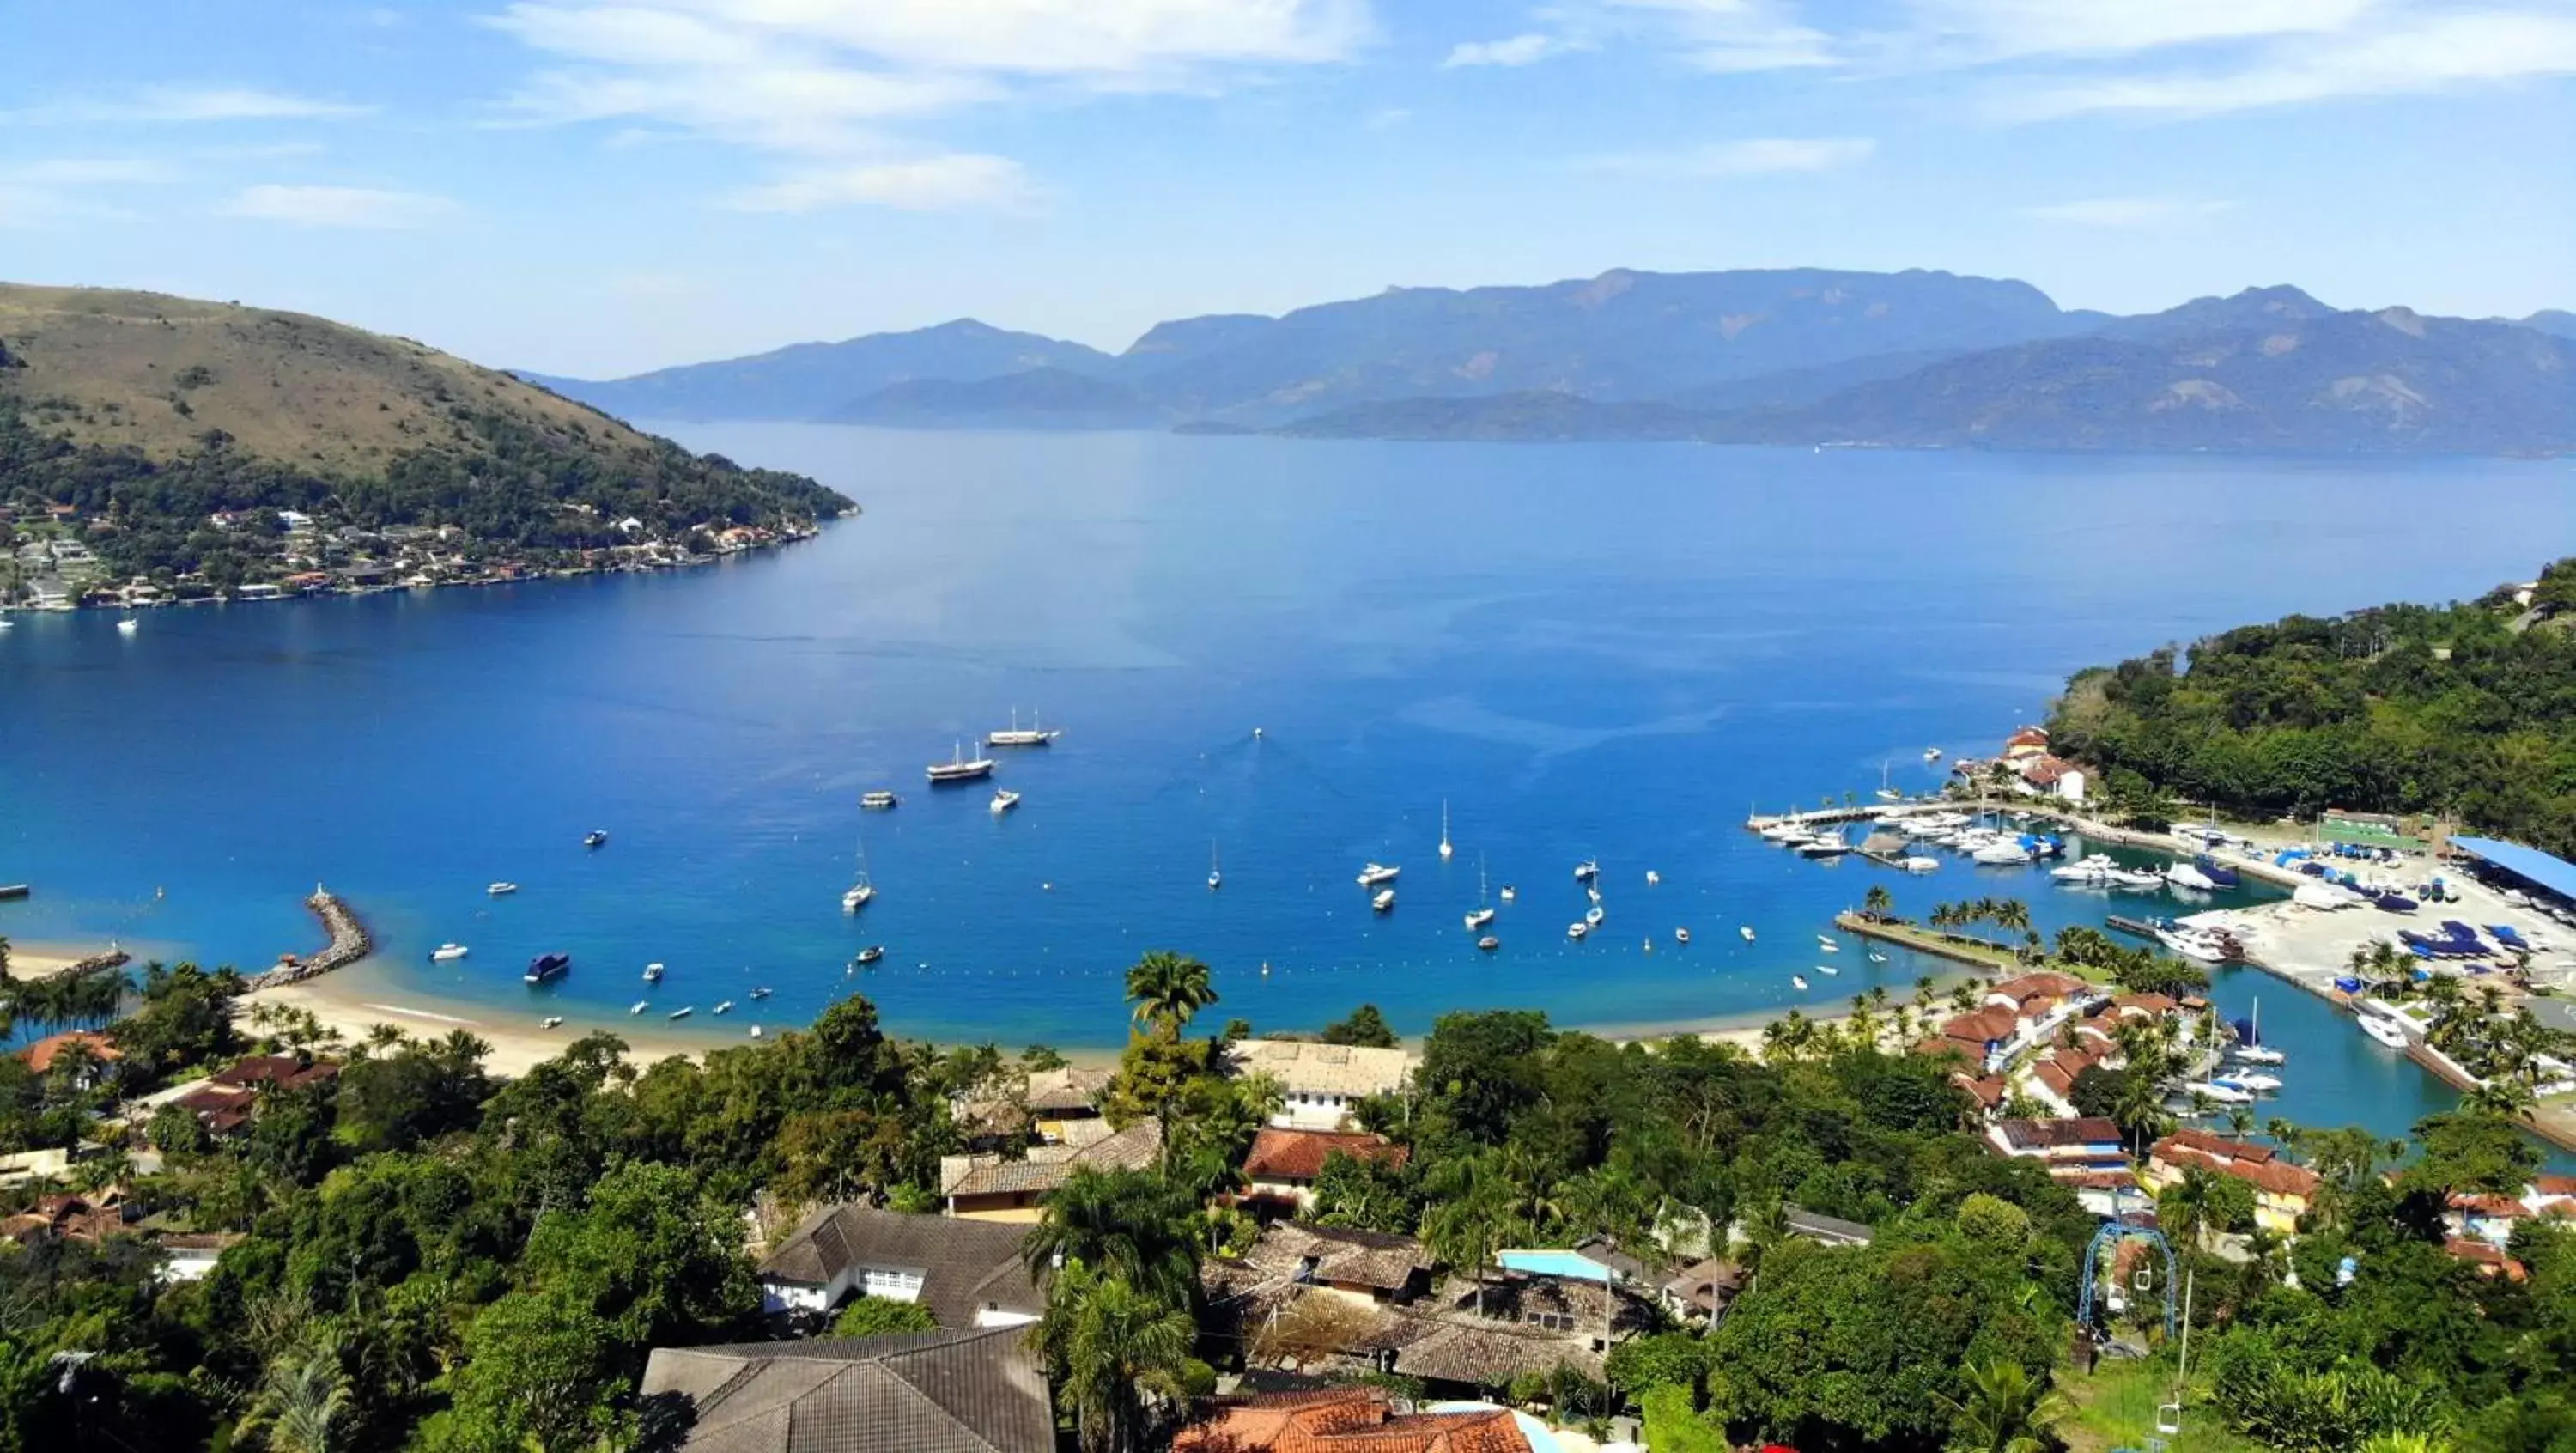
1321 1003 1400 1048
522 1160 758 1364
1028 1264 1195 1453
426 1291 624 1453
829 1297 937 1337
1123 951 1218 1032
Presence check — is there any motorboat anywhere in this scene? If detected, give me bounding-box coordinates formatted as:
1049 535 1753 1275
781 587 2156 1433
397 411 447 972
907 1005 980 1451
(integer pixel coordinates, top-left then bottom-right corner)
750 987 772 1000
2357 1012 2410 1049
2108 867 2167 891
1465 907 1497 931
488 882 519 896
842 882 876 913
1923 747 1942 762
1372 888 1396 913
525 951 571 984
429 943 470 962
1817 963 1838 976
1567 921 1589 940
987 708 1060 747
116 617 138 634
1498 885 1517 903
1797 831 1851 857
1645 869 1661 885
1740 926 1756 941
1759 822 1812 844
2211 1072 2282 1093
1973 840 2033 866
749 1025 763 1039
1585 904 1606 927
1902 856 1942 872
990 789 1022 814
642 963 665 982
1791 975 1809 990
927 741 997 783
854 945 885 966
629 1000 647 1014
861 791 900 810
2187 1081 2254 1105
1574 859 1601 882
1358 862 1401 887
713 1000 734 1015
1817 938 1839 952
2233 1045 2287 1065
2166 862 2220 891
2156 928 2230 964
539 1016 563 1030
582 830 609 849
1439 800 1454 860
1478 935 1500 951
1867 951 1887 964
668 1006 694 1020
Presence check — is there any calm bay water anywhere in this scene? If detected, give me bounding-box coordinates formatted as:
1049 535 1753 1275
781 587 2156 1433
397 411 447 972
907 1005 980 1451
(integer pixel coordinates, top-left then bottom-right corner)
4 431 2571 1150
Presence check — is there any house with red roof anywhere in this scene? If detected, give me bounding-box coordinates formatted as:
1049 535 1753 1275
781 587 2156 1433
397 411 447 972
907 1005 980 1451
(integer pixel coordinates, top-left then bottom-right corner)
2147 1130 2318 1234
1239 1129 1409 1216
18 1031 120 1079
1176 1387 1530 1453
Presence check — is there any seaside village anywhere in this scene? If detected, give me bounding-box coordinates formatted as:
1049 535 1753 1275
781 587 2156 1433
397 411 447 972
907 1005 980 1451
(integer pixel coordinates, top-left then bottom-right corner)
0 499 807 611
6 722 2576 1453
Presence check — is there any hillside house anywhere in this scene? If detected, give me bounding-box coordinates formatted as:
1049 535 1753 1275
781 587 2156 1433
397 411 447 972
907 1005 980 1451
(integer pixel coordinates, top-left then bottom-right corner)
2147 1129 2318 1234
755 1204 1042 1325
1238 1128 1409 1216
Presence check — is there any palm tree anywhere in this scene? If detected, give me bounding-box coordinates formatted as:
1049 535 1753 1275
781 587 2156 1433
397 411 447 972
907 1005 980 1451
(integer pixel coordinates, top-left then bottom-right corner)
1914 975 1938 1008
1123 951 1217 1033
2465 1074 2537 1120
1423 1150 1518 1317
2160 1165 2223 1250
1023 1165 1201 1308
0 933 11 982
235 1340 352 1453
1936 1358 2069 1453
1029 1264 1195 1453
1862 885 1894 920
2225 1108 2255 1139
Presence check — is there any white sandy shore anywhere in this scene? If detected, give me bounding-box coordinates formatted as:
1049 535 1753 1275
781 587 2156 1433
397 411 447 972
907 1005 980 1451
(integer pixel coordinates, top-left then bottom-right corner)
248 978 720 1077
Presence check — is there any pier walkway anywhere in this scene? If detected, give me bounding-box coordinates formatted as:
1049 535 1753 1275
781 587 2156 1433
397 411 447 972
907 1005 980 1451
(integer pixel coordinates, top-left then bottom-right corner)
245 887 373 992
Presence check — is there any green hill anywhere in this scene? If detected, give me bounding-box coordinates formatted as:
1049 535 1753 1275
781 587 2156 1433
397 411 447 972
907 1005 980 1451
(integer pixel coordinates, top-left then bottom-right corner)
0 284 849 600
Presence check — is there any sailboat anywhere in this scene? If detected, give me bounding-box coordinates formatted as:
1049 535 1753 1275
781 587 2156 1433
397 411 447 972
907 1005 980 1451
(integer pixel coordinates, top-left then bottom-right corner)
1463 855 1496 932
1438 799 1454 860
1208 842 1223 891
926 739 996 782
1876 760 1902 803
842 832 876 912
987 708 1061 747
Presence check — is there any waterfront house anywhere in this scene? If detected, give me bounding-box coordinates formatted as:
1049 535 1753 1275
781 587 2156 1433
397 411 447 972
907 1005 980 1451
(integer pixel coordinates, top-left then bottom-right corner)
640 1326 1054 1453
2446 1193 2530 1249
1985 1117 2136 1212
2019 755 2087 804
2445 1238 2530 1281
938 1116 1162 1221
1926 1006 2021 1073
19 1031 122 1087
1986 972 2093 1030
1238 1128 1408 1216
2525 1175 2576 1216
178 1055 341 1137
2002 726 2051 762
755 1204 1042 1325
1658 1256 1747 1322
1176 1387 1531 1453
2146 1129 2318 1234
0 1149 73 1189
1023 1064 1112 1143
1953 1071 2009 1116
1222 1039 1413 1131
2022 1047 2101 1116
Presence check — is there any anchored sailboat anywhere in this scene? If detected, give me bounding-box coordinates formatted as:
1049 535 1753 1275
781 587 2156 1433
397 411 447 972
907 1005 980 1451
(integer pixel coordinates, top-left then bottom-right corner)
1439 799 1454 860
843 831 876 912
1208 841 1223 891
1464 854 1496 932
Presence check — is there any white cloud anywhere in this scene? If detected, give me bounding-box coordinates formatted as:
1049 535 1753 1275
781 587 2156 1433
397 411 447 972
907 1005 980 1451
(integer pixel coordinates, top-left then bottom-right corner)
1581 135 1874 176
2024 196 2234 226
722 153 1032 212
1599 0 1840 71
1897 0 2372 64
1443 33 1571 67
5 87 370 124
2003 9 2576 117
224 184 459 228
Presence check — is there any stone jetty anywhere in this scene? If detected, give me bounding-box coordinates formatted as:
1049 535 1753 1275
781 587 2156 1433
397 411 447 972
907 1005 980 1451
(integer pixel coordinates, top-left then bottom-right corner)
246 887 373 991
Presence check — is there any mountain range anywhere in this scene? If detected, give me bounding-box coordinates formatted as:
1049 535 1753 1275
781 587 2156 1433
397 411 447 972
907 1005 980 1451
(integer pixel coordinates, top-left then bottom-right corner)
526 269 2576 455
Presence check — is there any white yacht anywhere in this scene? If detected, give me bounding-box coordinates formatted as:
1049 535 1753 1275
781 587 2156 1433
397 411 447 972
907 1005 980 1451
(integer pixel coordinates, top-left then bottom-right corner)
2354 1004 2413 1049
990 788 1022 814
1674 927 1691 945
1208 842 1222 891
861 790 899 811
1463 856 1494 930
2233 1045 2287 1065
2155 927 2230 964
1797 831 1851 857
2108 866 2167 891
1759 821 1810 844
116 617 138 634
1358 862 1400 887
629 1000 647 1015
643 962 665 982
1902 855 1942 872
1498 885 1516 903
1973 840 2033 866
1371 888 1395 913
844 833 876 913
1585 904 1606 927
1465 907 1497 931
1740 926 1756 941
1645 869 1661 886
1923 747 1942 762
2187 1081 2254 1105
2166 862 2220 891
927 741 997 782
488 882 519 896
1791 974 1809 990
987 708 1061 747
430 943 470 962
2212 1072 2283 1093
713 1000 734 1015
1567 921 1589 940
1574 859 1601 882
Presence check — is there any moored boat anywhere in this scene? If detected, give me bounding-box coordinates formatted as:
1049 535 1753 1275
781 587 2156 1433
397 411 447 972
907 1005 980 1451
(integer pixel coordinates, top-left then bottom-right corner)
1372 888 1395 913
927 741 997 782
1740 926 1755 941
1791 974 1809 990
668 1006 693 1020
1574 859 1600 882
854 945 885 966
1674 927 1691 945
430 943 469 962
860 790 900 810
1358 862 1401 887
488 882 519 896
525 951 571 984
1567 921 1589 940
1478 934 1500 951
582 830 609 849
1465 907 1496 931
990 788 1022 814
987 708 1061 747
643 962 665 982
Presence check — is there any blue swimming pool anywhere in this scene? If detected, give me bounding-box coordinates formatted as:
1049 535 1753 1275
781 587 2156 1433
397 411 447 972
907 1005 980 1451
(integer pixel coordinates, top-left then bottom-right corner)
1494 1249 1613 1282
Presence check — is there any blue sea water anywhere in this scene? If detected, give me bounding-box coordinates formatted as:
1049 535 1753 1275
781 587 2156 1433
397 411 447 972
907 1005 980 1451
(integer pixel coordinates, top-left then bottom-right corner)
3 431 2571 1152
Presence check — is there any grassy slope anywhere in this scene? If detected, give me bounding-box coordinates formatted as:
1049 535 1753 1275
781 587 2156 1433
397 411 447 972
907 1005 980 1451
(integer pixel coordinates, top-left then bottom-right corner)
0 283 667 476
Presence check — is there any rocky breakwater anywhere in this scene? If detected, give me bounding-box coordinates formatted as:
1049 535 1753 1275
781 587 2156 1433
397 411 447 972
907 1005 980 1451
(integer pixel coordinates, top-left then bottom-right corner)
246 887 373 991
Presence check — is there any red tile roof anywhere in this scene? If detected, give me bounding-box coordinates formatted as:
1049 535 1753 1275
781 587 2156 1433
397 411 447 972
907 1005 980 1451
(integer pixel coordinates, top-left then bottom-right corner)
19 1032 120 1073
1994 1117 2123 1152
2445 1238 2528 1280
1177 1388 1530 1453
2152 1137 2318 1200
2531 1175 2576 1198
1943 1006 2021 1043
1991 971 2088 1007
1953 1073 2008 1109
1242 1129 1409 1183
2160 1128 2278 1165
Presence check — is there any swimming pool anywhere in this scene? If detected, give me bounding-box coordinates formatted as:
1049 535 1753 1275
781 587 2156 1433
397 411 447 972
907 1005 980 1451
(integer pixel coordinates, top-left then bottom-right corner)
1493 1249 1613 1282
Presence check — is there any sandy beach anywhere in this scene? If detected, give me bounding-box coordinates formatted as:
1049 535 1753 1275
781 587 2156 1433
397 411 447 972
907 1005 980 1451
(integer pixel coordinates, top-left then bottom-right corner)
247 976 726 1077
4 939 124 979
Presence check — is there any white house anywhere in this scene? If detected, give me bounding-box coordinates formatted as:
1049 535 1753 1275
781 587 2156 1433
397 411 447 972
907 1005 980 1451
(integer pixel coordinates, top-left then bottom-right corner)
1224 1039 1413 1131
756 1204 1042 1327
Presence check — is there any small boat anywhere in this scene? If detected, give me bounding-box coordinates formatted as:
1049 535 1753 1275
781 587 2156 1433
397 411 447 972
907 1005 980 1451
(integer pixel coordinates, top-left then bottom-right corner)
1867 951 1886 964
539 1016 563 1030
749 987 772 1000
629 1000 647 1014
582 830 609 849
488 882 519 896
861 790 900 810
1740 926 1755 941
2357 1012 2410 1049
854 945 885 966
525 951 571 984
990 788 1022 814
1587 886 1603 905
1817 963 1838 976
668 1006 694 1020
1478 934 1501 951
1876 761 1901 802
1791 975 1809 990
116 617 138 634
713 1000 734 1015
1797 831 1851 857
1465 857 1494 931
987 708 1061 747
1567 921 1589 940
2166 862 2220 891
2232 1045 2287 1065
749 1025 763 1039
643 963 665 982
1358 862 1401 887
1674 927 1691 945
1923 747 1942 762
2187 1081 2254 1105
1499 885 1517 903
1208 842 1222 891
2211 1072 2282 1093
1574 859 1600 883
927 741 997 782
1818 939 1839 952
1584 904 1606 927
1645 870 1661 885
844 831 876 912
1439 799 1454 861
1902 856 1941 872
429 943 470 962
1465 907 1496 931
2156 928 2230 964
1372 888 1396 913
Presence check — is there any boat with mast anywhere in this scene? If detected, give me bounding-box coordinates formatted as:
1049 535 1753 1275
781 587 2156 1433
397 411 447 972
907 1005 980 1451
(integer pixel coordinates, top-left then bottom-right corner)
1208 842 1222 891
842 832 876 913
1464 856 1496 931
1439 800 1454 860
927 740 996 783
987 708 1061 747
1876 761 1901 803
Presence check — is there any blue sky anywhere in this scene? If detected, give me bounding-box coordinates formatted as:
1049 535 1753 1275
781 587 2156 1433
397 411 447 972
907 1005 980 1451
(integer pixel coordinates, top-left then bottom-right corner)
3 1 2571 376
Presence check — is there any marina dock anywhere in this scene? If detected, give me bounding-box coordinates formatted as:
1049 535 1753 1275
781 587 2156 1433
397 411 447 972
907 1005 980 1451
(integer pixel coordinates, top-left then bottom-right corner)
1831 912 2023 973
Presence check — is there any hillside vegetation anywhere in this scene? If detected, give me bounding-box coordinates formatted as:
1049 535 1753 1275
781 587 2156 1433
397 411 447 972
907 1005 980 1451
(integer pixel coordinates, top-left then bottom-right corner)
0 283 848 594
2048 560 2576 853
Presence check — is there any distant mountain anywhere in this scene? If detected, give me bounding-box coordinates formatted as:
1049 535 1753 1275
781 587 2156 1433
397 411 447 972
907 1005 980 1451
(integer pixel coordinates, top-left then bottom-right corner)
526 319 1115 422
1114 267 2102 424
2519 309 2576 341
1275 391 1706 442
827 367 1166 430
1717 292 2576 453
